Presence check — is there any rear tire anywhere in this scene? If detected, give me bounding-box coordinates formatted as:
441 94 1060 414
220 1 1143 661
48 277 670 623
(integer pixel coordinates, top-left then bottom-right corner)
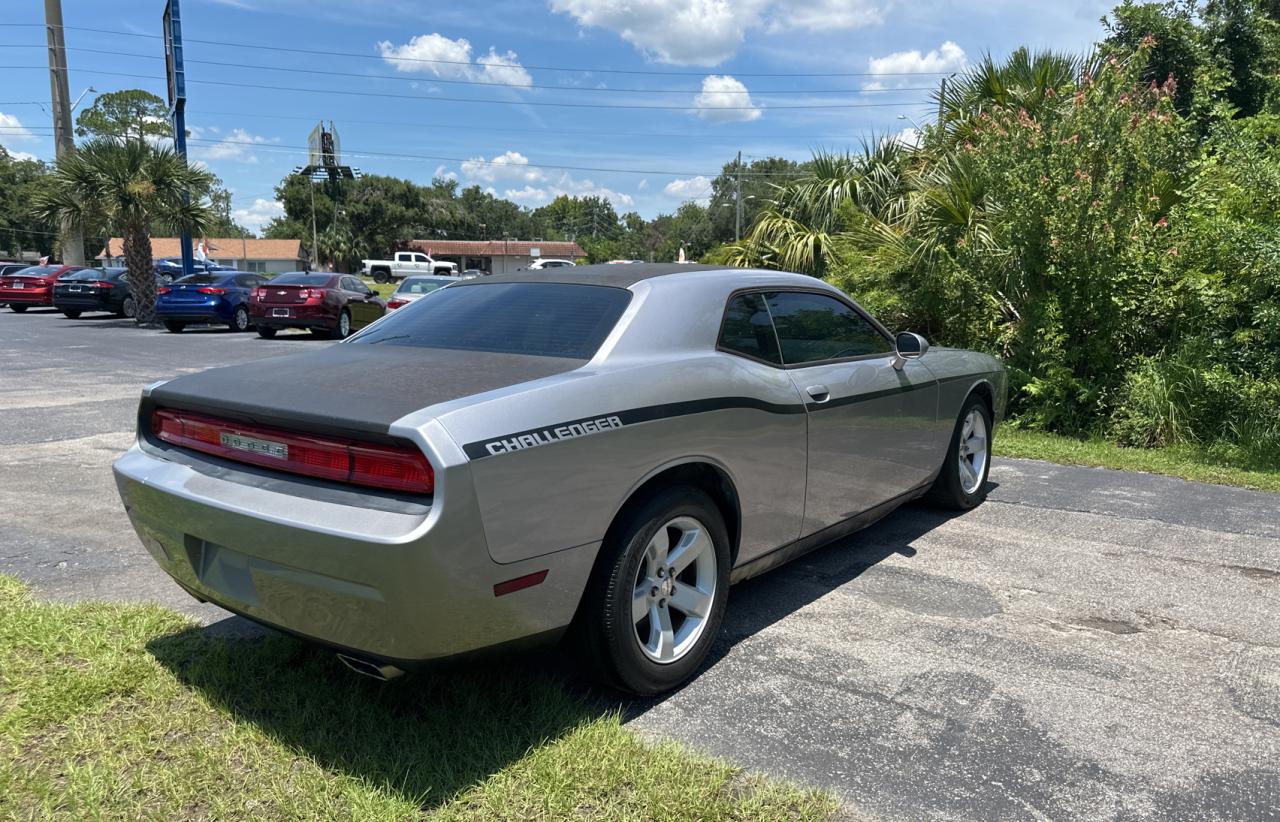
577 485 730 695
330 309 352 339
62 310 81 319
256 325 278 339
372 269 390 284
163 321 185 333
119 297 137 319
10 305 28 313
230 305 251 332
926 393 992 510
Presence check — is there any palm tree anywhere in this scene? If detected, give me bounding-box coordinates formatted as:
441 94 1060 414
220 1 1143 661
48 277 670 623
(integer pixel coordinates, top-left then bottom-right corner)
318 223 362 272
32 138 214 326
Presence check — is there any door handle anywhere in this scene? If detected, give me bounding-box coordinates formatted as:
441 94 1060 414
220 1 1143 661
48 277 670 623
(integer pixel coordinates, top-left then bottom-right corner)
805 384 830 403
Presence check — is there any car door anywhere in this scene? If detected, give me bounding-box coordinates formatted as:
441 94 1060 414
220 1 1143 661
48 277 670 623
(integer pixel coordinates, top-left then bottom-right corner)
762 289 940 535
344 276 380 327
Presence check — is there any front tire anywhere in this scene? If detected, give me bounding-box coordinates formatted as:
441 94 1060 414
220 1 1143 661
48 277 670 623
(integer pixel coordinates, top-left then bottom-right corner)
163 321 185 334
579 486 730 695
62 310 81 319
926 394 992 509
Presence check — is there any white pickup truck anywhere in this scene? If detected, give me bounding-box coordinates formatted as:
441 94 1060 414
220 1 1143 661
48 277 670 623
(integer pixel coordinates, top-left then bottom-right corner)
360 251 458 283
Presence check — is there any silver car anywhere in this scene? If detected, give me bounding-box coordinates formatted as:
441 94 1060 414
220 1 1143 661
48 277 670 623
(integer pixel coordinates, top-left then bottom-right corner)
114 264 1006 694
385 274 455 309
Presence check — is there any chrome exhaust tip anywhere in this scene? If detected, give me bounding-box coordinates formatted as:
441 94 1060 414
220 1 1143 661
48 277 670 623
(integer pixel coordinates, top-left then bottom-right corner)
336 653 405 681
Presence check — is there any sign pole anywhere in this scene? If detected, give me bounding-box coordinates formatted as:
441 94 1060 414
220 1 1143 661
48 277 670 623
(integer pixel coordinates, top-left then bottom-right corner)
163 0 194 280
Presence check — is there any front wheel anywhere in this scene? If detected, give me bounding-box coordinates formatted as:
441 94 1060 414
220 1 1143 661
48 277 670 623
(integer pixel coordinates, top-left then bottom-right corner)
926 394 992 509
163 321 185 334
578 486 730 695
62 310 81 319
230 305 251 332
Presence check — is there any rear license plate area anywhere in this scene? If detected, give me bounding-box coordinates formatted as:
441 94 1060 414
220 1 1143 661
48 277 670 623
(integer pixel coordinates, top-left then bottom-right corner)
271 308 290 317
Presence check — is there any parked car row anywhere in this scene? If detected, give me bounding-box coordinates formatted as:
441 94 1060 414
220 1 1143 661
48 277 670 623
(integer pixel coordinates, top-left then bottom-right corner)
0 264 439 340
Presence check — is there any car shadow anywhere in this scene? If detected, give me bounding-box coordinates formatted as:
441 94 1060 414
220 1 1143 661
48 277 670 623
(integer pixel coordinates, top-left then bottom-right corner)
146 626 593 811
145 486 990 805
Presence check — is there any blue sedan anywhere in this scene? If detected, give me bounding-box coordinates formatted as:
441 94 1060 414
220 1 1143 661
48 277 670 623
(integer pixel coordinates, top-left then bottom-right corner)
156 271 270 333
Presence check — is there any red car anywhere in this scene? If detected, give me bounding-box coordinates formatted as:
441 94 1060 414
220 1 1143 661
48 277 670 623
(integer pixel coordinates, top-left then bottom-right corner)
249 272 386 339
0 264 87 312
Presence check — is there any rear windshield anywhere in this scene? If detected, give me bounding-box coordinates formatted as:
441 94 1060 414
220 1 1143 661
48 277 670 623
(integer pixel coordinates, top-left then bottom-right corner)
396 278 447 295
62 268 124 281
13 266 58 277
174 273 223 285
269 273 330 286
353 282 632 359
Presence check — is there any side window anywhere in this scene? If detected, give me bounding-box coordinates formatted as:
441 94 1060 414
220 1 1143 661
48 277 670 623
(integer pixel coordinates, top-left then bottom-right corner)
414 254 430 264
234 275 255 288
341 277 358 292
718 293 781 365
765 291 892 365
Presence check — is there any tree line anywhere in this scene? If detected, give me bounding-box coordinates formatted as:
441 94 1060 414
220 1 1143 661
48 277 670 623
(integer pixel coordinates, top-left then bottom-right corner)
730 0 1280 469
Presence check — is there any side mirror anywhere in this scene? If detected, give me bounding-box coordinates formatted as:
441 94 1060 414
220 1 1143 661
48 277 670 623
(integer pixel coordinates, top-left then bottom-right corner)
892 331 929 370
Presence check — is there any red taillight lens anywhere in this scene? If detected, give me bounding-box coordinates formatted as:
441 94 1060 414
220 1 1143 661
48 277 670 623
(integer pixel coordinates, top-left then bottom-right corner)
157 286 171 294
94 281 115 289
252 287 264 300
197 287 226 295
387 298 406 309
298 288 326 300
150 409 434 494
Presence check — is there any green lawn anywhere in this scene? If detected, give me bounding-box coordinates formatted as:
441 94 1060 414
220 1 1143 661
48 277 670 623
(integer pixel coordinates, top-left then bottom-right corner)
993 427 1280 493
0 575 836 821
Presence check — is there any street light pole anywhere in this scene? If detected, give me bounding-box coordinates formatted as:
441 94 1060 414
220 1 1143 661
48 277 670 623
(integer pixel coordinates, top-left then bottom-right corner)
44 0 84 265
734 149 743 243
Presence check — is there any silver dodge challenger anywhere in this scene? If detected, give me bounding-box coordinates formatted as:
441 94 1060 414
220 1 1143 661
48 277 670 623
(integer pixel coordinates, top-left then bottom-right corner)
114 264 1006 694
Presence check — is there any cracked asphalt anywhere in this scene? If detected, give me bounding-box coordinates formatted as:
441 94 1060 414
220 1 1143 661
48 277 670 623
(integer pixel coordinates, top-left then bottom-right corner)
3 308 1278 820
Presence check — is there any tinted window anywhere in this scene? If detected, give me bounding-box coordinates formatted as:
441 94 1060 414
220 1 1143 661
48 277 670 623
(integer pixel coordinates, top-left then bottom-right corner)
62 269 115 281
175 273 221 285
15 266 60 277
765 291 891 365
269 273 331 286
353 282 631 359
413 254 429 263
397 278 446 295
718 293 781 364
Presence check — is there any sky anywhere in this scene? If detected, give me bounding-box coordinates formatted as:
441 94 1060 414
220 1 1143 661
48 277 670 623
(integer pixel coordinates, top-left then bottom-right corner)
2 0 1115 234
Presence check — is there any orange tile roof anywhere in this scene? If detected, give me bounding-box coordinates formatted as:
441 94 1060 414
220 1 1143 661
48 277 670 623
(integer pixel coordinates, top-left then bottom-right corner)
407 239 586 257
98 237 303 260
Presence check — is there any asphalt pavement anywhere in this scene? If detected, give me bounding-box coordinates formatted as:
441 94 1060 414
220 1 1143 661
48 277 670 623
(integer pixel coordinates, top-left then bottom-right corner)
2 307 1277 820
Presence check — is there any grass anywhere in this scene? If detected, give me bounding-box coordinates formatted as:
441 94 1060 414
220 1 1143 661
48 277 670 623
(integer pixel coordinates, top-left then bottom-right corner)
362 277 397 299
994 426 1280 493
0 575 837 821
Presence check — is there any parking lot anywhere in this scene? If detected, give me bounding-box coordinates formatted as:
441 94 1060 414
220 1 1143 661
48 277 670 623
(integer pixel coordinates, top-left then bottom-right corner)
3 308 1278 820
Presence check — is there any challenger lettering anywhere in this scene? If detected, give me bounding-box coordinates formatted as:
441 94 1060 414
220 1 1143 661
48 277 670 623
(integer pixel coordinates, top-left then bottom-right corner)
485 415 624 456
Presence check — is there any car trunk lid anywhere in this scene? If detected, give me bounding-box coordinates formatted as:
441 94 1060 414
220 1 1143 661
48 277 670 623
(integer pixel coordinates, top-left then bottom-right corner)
164 281 221 302
146 344 587 438
257 284 313 305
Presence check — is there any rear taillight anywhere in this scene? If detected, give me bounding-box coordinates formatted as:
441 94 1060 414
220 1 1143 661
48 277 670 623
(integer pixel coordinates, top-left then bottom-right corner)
150 408 434 494
387 298 407 309
252 287 264 300
197 287 226 295
157 286 171 294
298 288 326 300
94 281 114 289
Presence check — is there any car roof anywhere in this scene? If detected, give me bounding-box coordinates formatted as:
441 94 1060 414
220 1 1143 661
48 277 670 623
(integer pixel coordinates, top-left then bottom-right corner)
472 262 729 289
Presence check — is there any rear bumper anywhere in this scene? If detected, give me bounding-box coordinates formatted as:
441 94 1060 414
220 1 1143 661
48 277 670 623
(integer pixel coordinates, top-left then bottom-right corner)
250 304 334 329
54 296 114 312
156 304 233 323
0 290 53 306
112 443 596 662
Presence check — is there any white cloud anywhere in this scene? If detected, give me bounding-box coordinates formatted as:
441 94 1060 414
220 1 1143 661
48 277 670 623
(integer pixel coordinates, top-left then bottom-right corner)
637 179 649 190
4 148 38 162
549 0 883 66
693 75 761 122
456 149 634 209
193 128 278 164
865 41 966 90
0 112 35 142
230 198 284 234
893 127 922 148
377 34 532 87
663 175 712 203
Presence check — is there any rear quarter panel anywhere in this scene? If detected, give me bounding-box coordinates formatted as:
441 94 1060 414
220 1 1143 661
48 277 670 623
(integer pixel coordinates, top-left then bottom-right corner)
434 354 809 566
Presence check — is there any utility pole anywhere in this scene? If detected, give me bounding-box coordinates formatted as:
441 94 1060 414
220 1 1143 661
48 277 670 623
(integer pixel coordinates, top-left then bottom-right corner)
734 150 743 243
44 0 83 265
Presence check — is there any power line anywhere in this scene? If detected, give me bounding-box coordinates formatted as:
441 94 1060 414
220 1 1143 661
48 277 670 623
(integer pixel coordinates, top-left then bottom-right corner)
0 22 956 78
2 66 932 111
0 43 937 95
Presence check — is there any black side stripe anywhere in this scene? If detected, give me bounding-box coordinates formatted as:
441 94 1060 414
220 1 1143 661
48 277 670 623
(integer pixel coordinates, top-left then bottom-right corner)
459 379 974 461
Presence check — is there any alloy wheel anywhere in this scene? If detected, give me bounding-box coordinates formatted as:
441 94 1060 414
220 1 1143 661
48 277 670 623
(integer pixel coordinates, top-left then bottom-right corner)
632 516 717 664
958 408 988 494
